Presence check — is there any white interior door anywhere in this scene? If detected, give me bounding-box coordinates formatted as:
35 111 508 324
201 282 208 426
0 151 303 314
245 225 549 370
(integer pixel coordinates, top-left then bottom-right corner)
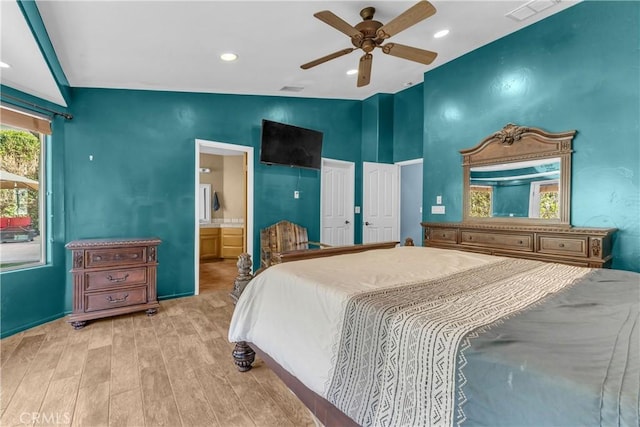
321 159 355 245
363 162 399 243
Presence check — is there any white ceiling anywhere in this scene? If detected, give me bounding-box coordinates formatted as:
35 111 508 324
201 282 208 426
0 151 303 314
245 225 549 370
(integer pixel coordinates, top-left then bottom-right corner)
2 1 580 106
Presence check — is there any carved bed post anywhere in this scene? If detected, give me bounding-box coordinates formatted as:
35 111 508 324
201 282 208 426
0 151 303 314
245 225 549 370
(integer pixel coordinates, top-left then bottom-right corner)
229 253 254 304
230 253 256 371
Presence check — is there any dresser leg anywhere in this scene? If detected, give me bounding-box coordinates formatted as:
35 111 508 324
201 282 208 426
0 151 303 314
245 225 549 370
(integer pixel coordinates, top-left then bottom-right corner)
71 321 87 330
146 308 158 316
232 341 255 372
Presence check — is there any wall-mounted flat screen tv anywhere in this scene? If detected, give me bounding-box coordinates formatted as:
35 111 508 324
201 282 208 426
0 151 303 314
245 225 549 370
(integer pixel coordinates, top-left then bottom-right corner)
260 119 323 170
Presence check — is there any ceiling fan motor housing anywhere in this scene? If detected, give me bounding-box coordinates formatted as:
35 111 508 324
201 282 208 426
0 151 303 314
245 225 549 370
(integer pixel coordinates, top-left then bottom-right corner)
353 17 384 52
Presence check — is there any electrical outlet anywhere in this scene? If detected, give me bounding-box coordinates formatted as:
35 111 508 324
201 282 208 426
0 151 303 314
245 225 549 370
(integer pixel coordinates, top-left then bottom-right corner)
431 205 445 214
294 191 300 199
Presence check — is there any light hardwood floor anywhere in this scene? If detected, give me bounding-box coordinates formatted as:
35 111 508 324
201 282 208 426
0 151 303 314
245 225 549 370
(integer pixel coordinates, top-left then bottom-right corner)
0 260 314 427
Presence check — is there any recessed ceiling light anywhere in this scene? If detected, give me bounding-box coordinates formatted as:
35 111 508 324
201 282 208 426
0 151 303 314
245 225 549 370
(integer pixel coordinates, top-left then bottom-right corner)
0 61 10 68
220 53 238 62
346 69 358 76
434 29 450 39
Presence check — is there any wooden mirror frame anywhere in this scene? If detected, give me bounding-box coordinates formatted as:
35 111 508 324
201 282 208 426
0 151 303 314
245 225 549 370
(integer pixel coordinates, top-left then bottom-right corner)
460 123 576 226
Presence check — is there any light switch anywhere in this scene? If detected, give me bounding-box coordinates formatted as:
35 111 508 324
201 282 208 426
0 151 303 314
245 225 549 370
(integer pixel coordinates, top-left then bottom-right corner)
431 205 445 214
354 206 361 214
294 191 300 199
436 195 442 205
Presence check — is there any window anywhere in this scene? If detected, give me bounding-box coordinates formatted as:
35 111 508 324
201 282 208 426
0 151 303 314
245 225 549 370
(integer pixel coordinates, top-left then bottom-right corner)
469 185 493 218
0 106 49 271
529 180 560 219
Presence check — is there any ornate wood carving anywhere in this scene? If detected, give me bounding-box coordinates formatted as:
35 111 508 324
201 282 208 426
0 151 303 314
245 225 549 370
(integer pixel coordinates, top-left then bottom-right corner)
65 237 161 328
73 250 84 269
232 341 256 372
422 222 615 268
229 253 254 304
148 245 157 262
460 123 576 225
493 123 529 145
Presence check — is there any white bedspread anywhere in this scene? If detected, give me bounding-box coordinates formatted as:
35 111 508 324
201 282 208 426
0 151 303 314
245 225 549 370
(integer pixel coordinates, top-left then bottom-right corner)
227 246 505 397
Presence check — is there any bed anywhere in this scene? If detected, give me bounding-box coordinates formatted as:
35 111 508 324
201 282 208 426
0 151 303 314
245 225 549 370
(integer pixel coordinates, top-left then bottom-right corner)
228 245 639 427
227 124 638 426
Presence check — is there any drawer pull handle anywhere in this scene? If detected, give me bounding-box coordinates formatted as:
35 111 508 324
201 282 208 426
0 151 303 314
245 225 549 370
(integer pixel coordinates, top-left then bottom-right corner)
107 274 129 283
558 243 565 248
106 294 129 303
441 234 446 238
518 240 524 244
94 256 102 261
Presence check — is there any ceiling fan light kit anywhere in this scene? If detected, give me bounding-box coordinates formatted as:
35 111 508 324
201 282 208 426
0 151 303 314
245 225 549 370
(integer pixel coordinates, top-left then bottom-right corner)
301 0 438 88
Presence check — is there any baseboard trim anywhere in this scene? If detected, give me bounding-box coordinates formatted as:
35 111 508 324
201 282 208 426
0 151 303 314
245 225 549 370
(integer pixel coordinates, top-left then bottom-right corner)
1 312 65 339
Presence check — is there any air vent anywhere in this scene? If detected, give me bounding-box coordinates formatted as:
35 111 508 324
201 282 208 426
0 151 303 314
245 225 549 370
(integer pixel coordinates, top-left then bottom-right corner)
506 0 560 22
280 86 304 92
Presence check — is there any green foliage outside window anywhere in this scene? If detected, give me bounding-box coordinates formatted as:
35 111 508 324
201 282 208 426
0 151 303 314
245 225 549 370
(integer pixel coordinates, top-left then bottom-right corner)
0 129 41 230
470 187 492 218
539 191 559 219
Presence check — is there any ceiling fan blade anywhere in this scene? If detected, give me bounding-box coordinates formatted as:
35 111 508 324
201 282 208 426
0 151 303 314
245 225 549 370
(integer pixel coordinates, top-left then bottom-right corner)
300 48 355 69
357 54 373 87
314 10 363 42
381 43 437 65
377 0 436 39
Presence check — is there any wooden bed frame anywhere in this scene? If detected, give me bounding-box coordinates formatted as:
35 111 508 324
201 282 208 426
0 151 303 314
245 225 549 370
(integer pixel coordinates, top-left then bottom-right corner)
226 124 618 426
231 124 616 426
229 241 399 426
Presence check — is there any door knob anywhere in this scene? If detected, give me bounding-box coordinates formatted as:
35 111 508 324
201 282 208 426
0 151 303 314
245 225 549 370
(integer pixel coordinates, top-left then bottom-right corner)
365 221 372 226
345 220 350 224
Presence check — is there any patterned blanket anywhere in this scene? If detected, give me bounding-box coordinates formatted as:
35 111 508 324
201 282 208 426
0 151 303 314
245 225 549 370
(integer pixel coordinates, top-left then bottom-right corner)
325 258 589 427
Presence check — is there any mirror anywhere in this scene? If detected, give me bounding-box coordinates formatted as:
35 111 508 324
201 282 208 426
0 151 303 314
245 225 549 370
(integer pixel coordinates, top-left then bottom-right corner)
461 124 575 226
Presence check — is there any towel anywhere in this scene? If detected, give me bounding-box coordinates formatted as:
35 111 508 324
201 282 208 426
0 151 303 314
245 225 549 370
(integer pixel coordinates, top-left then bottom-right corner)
212 191 221 211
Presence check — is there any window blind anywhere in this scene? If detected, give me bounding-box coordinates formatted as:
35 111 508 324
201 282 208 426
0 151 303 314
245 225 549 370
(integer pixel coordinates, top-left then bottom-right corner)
1 106 51 135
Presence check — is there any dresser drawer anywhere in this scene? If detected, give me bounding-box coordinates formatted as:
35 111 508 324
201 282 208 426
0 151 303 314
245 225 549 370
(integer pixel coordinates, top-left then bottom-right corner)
223 235 244 247
537 235 588 257
85 286 148 312
85 267 147 291
222 227 243 236
461 231 533 251
427 228 457 243
222 246 244 258
85 247 147 268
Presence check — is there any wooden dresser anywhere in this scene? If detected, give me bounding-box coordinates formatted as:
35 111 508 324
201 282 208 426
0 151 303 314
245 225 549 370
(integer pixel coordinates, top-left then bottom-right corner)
66 237 161 329
422 222 616 268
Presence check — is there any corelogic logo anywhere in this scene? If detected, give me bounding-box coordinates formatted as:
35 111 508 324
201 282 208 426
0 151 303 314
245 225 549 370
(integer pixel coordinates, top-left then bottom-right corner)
19 412 72 425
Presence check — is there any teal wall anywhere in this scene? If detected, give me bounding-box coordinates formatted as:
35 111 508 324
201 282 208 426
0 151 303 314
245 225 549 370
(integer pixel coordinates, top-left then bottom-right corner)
0 86 68 338
393 83 424 162
422 1 640 271
493 185 530 218
362 94 394 163
62 88 362 310
3 1 639 337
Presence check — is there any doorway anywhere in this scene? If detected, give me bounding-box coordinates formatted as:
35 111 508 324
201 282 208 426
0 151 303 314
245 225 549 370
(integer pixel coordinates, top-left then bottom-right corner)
398 159 423 246
321 158 355 246
362 162 399 243
194 139 254 295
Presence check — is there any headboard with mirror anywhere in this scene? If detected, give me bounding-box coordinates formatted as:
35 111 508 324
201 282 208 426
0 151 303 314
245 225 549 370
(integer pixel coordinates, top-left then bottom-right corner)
460 123 574 225
423 123 616 268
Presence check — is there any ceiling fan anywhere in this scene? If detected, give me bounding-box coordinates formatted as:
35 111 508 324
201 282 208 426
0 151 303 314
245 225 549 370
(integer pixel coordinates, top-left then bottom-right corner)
301 0 438 87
